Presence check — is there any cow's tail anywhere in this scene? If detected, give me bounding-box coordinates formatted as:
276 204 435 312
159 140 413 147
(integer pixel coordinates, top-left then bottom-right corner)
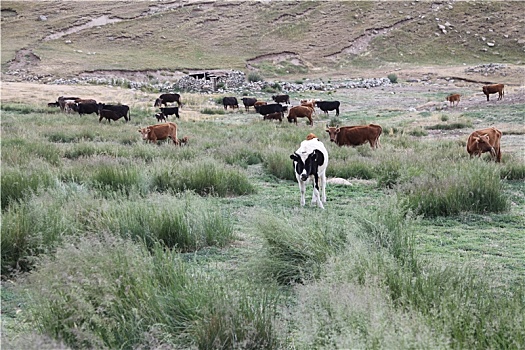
128 109 131 121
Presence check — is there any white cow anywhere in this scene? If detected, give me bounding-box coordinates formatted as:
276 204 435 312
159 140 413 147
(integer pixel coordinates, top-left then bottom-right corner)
290 137 329 209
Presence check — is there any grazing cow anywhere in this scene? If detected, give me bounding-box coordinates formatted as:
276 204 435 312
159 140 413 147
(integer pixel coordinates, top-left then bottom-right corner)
65 101 77 114
290 137 329 209
263 112 282 122
287 105 314 126
482 84 504 101
222 97 239 110
446 94 461 107
154 113 167 122
159 107 180 119
98 104 130 121
255 103 285 117
316 101 340 116
138 122 179 145
47 101 60 108
254 101 267 108
241 97 257 111
272 94 290 104
466 127 502 162
325 124 382 149
99 109 128 123
71 102 99 116
57 96 79 113
154 93 182 107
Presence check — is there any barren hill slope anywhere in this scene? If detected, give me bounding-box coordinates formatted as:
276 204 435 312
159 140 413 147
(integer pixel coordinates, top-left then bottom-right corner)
1 1 524 81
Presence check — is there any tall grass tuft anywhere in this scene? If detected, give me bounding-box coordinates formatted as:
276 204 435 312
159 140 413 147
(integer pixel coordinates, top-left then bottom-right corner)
152 159 256 196
262 149 296 180
251 211 348 284
1 166 55 210
1 191 81 274
26 235 280 349
92 193 234 251
90 162 147 195
400 160 510 216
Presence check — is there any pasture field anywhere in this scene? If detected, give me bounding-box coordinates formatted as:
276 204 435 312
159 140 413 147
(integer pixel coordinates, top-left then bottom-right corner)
1 81 525 349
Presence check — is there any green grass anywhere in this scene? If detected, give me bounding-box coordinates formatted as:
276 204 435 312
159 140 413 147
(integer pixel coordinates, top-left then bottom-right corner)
1 94 523 349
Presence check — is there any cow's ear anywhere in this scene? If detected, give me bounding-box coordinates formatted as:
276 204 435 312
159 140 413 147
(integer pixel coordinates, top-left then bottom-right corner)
290 153 300 162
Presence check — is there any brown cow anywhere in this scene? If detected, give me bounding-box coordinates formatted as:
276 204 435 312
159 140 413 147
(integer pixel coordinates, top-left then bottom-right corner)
325 124 382 149
446 94 461 107
466 127 502 162
254 101 267 107
138 122 178 145
263 112 282 123
287 106 314 126
300 100 316 114
482 84 504 101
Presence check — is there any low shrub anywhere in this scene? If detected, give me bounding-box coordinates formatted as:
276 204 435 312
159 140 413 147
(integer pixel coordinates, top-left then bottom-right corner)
262 150 296 181
201 108 225 115
387 73 398 83
248 72 264 82
1 166 55 210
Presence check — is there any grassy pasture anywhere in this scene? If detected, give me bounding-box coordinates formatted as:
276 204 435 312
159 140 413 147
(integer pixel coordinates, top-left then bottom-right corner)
1 82 524 349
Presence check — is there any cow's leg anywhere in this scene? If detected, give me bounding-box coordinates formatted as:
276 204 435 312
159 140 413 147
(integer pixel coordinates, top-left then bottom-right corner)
311 173 324 208
297 177 306 206
319 172 327 204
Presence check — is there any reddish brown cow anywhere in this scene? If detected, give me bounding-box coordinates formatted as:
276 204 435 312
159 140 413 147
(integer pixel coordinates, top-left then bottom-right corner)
138 122 178 145
446 94 461 107
482 84 504 101
466 127 502 162
263 112 282 123
325 124 382 149
287 106 314 126
254 101 267 107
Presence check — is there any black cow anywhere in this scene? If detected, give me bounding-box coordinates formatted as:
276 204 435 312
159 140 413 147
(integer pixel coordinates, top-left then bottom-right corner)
47 101 60 107
155 113 167 122
98 104 130 121
242 97 257 111
154 93 182 107
223 97 239 110
315 101 340 116
99 109 128 123
71 102 99 116
272 94 290 104
255 103 286 117
159 107 180 119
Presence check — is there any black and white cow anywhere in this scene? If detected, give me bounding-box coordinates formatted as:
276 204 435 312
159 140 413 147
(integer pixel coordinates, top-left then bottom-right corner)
290 138 329 209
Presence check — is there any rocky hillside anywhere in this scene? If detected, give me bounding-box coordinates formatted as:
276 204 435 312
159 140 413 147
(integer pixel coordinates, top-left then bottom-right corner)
1 0 524 83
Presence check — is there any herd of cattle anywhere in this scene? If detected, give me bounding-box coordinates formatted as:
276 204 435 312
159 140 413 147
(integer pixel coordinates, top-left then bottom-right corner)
47 82 506 206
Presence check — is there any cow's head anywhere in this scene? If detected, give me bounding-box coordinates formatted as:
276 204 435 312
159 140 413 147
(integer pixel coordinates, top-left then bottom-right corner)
474 134 496 157
290 149 325 182
325 125 340 143
138 128 151 140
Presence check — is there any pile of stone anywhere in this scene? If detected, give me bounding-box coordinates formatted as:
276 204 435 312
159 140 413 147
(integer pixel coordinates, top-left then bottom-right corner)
465 63 507 75
13 69 392 93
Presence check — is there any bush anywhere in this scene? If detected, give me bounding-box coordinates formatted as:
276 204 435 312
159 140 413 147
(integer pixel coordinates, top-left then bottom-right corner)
1 167 55 210
387 73 398 83
248 72 264 82
201 108 225 115
262 150 296 180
